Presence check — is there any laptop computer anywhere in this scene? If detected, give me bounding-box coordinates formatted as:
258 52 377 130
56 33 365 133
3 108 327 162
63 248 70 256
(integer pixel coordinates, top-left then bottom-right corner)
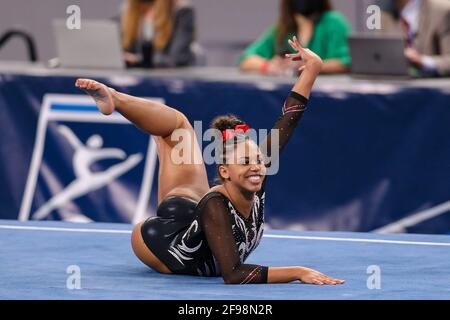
53 19 125 69
349 35 412 78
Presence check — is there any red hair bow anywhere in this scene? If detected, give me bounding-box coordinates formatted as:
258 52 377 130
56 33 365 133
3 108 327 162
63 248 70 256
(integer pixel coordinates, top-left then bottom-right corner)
222 124 250 141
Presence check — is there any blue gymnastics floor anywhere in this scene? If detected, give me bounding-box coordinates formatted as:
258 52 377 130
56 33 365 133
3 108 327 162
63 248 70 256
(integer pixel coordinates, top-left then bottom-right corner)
1 219 449 300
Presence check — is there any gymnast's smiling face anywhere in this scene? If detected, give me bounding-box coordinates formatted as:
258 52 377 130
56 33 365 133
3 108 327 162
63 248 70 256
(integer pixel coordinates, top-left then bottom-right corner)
219 139 266 194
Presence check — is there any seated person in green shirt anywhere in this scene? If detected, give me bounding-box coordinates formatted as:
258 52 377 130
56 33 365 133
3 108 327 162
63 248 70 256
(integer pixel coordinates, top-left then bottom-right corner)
239 0 351 75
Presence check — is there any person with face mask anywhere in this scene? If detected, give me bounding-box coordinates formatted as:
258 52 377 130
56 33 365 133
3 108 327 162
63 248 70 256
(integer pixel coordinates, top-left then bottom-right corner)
239 0 351 75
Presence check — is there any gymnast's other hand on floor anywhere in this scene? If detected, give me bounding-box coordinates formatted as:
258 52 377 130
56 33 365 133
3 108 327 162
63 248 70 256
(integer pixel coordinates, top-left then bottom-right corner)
297 266 345 285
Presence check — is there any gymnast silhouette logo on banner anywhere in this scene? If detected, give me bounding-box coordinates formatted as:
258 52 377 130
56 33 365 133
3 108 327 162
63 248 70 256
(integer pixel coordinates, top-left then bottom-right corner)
19 94 161 224
32 125 143 221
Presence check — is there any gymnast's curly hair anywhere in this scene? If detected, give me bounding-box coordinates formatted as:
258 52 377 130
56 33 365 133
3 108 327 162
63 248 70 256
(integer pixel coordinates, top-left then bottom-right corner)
211 114 248 183
210 114 245 132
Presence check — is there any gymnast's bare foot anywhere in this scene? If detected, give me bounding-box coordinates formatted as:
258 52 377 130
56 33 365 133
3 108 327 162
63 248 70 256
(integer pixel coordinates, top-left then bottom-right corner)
75 78 116 115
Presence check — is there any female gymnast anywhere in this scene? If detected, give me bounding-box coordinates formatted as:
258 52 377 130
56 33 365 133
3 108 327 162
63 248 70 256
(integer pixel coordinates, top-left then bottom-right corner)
75 36 345 285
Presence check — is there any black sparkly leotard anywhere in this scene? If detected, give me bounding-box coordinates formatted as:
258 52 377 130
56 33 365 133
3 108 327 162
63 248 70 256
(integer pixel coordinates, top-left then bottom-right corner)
140 91 308 284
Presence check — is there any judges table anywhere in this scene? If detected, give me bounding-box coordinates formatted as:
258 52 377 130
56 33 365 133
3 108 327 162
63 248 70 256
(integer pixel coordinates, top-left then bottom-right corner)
1 62 450 234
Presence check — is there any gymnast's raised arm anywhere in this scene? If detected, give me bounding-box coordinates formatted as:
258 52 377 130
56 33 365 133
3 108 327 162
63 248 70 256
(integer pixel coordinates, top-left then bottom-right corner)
263 37 345 284
260 36 321 171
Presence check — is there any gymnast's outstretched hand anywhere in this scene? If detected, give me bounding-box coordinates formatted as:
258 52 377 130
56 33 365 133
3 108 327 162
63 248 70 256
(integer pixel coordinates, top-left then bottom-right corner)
281 36 322 99
285 36 323 75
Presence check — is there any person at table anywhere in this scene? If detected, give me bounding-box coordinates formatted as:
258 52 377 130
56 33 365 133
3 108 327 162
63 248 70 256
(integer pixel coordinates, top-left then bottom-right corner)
239 0 351 75
121 0 196 68
379 0 450 77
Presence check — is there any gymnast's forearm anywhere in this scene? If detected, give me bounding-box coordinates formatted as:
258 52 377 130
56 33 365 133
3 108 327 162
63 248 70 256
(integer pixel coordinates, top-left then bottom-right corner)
110 89 182 138
260 58 320 157
260 86 308 159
